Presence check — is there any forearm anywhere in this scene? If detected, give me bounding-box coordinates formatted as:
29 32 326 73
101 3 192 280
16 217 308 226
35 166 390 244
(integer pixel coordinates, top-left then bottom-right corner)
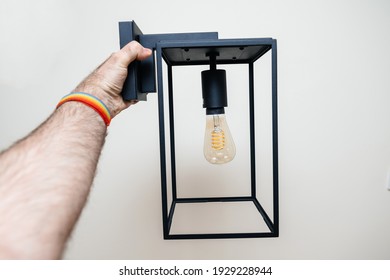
0 41 151 259
0 102 106 259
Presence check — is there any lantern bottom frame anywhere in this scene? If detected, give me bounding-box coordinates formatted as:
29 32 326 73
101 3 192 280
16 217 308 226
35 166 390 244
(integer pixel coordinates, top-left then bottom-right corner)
166 196 278 239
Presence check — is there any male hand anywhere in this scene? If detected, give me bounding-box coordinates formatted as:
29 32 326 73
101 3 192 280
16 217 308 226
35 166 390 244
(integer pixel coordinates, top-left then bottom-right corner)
74 41 152 118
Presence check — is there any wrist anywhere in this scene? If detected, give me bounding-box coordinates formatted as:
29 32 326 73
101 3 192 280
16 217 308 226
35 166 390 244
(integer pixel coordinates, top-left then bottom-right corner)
57 92 111 126
73 84 125 118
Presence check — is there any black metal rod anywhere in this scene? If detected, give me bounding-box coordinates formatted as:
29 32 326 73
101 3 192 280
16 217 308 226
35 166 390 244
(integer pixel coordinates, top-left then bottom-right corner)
156 46 169 238
166 232 277 240
167 201 176 232
249 62 257 198
271 40 279 236
253 198 274 233
167 65 177 200
209 53 217 71
176 196 253 203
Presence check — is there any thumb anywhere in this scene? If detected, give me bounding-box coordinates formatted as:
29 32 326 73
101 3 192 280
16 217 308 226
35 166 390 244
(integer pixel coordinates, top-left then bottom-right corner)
117 41 152 67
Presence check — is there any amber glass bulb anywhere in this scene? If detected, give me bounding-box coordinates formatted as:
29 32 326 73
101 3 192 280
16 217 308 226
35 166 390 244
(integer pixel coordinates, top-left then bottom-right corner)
203 114 236 164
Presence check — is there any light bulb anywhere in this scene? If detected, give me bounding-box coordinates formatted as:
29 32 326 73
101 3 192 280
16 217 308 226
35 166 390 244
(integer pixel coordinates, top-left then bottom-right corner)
203 114 236 164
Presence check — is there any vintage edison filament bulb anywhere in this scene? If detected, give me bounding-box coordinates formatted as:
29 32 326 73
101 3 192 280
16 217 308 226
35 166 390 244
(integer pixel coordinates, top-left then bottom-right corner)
203 114 236 164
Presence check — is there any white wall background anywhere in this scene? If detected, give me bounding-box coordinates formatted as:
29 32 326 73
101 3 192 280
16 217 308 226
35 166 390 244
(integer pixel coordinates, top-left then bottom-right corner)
1 0 390 259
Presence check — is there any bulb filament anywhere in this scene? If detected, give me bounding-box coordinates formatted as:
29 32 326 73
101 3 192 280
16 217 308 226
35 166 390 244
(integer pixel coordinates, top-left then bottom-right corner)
211 129 225 150
211 115 225 150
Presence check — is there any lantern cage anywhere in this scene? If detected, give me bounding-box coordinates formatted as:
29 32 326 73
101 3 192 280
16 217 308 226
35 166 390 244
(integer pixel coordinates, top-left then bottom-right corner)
119 21 278 239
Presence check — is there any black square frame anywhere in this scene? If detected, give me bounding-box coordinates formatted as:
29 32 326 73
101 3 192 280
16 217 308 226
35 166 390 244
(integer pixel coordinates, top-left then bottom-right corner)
155 38 279 239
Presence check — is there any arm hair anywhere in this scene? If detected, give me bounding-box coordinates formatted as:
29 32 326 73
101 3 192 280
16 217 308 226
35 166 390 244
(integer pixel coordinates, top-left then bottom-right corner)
0 102 106 259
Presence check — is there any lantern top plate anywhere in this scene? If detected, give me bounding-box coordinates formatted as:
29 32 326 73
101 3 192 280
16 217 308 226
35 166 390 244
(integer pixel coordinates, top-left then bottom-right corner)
160 38 274 66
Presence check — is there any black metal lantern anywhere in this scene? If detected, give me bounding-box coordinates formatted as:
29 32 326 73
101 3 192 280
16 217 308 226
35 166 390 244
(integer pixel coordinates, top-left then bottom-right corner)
119 21 278 239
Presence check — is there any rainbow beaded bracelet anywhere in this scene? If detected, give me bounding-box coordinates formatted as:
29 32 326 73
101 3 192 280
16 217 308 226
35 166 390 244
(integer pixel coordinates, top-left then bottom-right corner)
56 92 111 126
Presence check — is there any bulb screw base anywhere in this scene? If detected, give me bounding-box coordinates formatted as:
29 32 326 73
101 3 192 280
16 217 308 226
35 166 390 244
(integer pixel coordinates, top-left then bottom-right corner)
206 107 225 115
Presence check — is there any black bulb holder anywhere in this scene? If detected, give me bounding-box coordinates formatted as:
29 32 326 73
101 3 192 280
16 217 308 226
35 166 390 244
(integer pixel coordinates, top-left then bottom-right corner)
119 21 279 240
202 61 228 115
